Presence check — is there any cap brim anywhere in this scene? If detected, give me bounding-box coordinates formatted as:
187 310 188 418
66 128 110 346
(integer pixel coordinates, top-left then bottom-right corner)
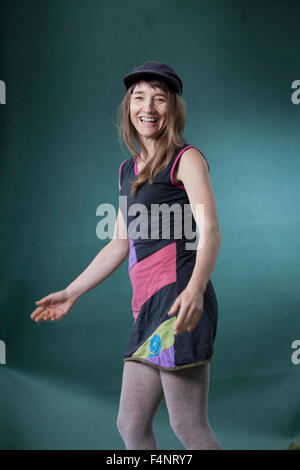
123 70 180 94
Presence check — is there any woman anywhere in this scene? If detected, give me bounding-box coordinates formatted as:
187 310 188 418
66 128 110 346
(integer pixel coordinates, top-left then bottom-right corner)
30 61 223 450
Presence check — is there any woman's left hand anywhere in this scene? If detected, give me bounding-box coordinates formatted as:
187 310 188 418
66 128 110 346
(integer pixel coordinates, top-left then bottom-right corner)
167 284 204 335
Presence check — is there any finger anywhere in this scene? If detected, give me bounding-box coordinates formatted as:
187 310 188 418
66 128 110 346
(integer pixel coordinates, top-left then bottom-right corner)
31 307 49 321
33 312 46 323
41 312 55 322
50 312 59 321
186 318 197 332
186 309 202 332
175 303 198 334
36 309 51 322
36 307 56 323
167 297 180 316
50 308 65 321
35 296 49 304
30 306 44 319
182 308 195 330
35 295 52 306
43 310 52 321
44 309 57 321
174 306 189 334
50 314 62 321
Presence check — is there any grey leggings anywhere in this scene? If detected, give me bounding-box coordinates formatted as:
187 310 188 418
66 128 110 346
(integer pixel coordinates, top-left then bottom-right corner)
117 360 223 450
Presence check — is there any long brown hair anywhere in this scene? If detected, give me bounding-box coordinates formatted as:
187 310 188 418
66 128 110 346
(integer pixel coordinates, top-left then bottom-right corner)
113 78 188 198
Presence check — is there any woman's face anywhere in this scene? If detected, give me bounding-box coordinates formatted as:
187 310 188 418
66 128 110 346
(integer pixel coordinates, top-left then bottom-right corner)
129 81 169 140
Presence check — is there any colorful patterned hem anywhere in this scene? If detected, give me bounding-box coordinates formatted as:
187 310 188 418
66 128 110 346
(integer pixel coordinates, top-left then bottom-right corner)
123 355 214 372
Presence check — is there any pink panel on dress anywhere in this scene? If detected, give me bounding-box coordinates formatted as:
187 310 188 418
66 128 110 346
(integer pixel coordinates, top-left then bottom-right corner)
129 241 177 321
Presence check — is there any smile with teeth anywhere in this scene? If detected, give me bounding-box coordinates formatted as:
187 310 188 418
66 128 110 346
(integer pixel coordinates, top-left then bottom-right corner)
140 117 158 122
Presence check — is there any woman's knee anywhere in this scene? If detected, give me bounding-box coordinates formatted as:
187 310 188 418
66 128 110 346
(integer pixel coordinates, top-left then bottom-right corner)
169 417 223 450
117 412 151 439
169 417 190 441
169 413 208 439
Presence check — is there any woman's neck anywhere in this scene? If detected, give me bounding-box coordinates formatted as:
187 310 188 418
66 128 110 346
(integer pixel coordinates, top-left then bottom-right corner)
140 151 155 162
139 138 156 161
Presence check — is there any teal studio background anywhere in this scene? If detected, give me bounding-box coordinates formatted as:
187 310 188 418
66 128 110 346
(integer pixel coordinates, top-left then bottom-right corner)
0 0 300 450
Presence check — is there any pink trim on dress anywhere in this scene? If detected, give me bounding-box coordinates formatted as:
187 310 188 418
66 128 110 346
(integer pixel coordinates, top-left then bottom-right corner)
134 152 142 176
170 145 210 189
119 158 128 186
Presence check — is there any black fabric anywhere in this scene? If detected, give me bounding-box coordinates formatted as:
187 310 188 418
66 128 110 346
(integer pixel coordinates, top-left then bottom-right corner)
119 145 218 370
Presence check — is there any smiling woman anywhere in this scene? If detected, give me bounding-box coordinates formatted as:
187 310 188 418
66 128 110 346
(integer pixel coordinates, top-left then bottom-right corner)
113 61 223 450
115 67 188 199
31 61 223 451
130 84 168 134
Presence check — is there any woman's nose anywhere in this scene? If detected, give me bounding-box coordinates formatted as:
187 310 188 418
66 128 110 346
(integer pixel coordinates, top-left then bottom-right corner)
142 99 155 113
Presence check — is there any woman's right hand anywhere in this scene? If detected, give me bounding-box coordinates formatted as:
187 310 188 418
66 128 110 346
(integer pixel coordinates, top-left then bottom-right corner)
30 289 79 323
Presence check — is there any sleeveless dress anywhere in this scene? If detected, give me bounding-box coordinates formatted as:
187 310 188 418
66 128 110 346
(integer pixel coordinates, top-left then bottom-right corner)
118 144 219 371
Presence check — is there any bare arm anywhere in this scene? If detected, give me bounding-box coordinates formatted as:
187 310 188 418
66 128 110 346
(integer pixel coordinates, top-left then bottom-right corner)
66 181 129 299
167 148 222 335
30 181 129 323
177 147 221 293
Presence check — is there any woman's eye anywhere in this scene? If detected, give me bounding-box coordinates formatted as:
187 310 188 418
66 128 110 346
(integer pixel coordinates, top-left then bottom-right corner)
134 97 165 102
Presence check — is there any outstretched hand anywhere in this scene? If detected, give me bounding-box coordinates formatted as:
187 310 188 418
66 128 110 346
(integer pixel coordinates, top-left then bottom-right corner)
30 289 78 323
167 285 204 335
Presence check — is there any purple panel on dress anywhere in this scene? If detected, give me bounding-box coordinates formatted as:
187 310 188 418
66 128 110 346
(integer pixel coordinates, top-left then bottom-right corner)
128 237 137 272
146 346 175 368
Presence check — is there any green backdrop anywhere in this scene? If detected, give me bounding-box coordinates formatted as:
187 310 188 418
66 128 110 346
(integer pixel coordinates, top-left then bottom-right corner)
0 0 299 450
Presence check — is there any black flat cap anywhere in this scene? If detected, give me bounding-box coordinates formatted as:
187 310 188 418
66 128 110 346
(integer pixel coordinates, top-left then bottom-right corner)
123 61 183 96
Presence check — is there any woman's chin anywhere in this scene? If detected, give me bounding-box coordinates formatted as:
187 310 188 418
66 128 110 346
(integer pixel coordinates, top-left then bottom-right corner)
137 127 161 139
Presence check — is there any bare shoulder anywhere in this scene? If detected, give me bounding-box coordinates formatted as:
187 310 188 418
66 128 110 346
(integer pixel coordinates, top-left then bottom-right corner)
174 147 209 185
